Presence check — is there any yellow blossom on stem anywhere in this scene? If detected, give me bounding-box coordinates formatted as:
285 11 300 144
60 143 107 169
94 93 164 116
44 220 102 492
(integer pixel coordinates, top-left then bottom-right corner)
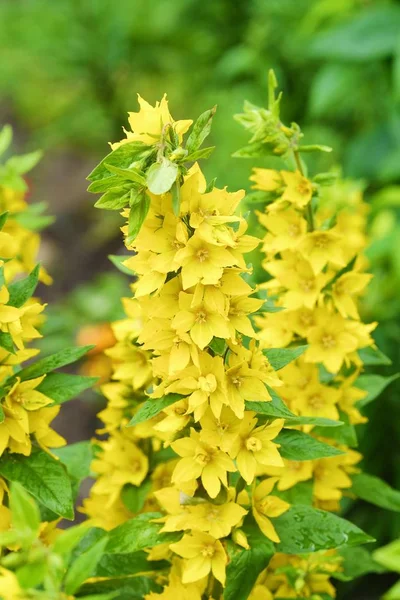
251 477 290 542
170 531 227 586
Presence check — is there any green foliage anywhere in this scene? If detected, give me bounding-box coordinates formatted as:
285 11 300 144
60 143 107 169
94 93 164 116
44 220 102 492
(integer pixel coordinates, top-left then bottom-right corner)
128 393 183 427
352 473 400 512
276 430 344 461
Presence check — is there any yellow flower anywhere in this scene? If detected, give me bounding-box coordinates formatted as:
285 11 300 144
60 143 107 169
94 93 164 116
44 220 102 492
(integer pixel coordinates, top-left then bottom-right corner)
305 308 358 373
172 291 230 350
256 311 294 349
171 429 235 498
313 450 362 510
170 531 227 585
250 168 282 192
332 272 372 319
0 567 22 599
229 414 284 484
298 230 346 274
295 380 341 424
111 94 192 149
252 477 290 542
199 406 241 453
175 232 237 290
279 170 313 209
165 352 228 420
227 294 264 337
258 207 307 253
262 459 313 492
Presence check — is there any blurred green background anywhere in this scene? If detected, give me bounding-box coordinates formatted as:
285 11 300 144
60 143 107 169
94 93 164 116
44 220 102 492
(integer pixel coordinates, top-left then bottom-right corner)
1 0 400 597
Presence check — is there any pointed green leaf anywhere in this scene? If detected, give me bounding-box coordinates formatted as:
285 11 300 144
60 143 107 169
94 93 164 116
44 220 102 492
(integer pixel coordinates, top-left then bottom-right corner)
6 150 42 174
104 163 147 185
358 346 392 366
186 106 216 154
352 473 400 512
355 373 400 407
108 255 134 275
65 536 109 595
127 394 182 427
94 187 130 210
17 345 94 381
37 372 97 405
126 192 150 244
53 441 93 483
274 506 374 553
9 481 40 543
0 447 74 519
276 430 344 461
0 125 12 157
263 346 308 370
7 264 40 308
0 331 15 354
105 513 179 554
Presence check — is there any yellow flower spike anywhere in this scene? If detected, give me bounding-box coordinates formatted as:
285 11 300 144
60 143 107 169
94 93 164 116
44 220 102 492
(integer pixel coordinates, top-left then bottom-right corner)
111 94 193 149
199 406 241 453
229 414 284 484
252 477 290 543
171 429 236 499
170 531 227 586
298 230 346 274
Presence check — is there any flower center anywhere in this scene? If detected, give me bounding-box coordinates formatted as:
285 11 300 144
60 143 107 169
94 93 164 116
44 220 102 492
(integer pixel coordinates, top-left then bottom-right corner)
288 224 300 237
321 334 336 349
199 374 217 394
246 436 262 452
195 310 208 324
196 248 209 263
300 278 315 293
201 544 215 558
314 234 329 249
195 451 211 465
231 376 242 388
296 180 310 196
308 394 324 409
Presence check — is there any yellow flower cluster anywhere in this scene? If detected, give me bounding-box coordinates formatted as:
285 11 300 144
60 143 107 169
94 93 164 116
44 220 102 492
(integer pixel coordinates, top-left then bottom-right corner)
0 178 65 531
85 95 307 596
252 169 374 510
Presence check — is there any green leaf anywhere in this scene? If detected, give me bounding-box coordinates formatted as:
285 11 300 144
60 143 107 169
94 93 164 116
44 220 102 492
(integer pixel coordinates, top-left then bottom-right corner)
0 125 12 157
351 473 400 512
355 373 400 408
6 150 42 174
7 264 40 308
224 524 274 600
247 387 342 428
65 536 109 595
146 158 178 195
275 481 313 506
186 106 216 154
95 551 167 578
276 430 344 461
185 146 215 161
87 142 152 182
374 539 400 573
171 180 180 216
104 163 147 185
127 394 182 427
17 345 94 381
77 576 160 600
121 480 152 514
263 346 308 370
0 331 15 354
0 447 74 519
37 373 98 405
358 346 392 366
94 187 130 210
88 175 123 193
108 255 134 275
105 513 179 554
274 506 374 554
126 192 150 244
0 212 8 232
298 144 332 153
53 441 93 482
312 418 357 447
53 522 92 557
9 481 40 543
336 546 386 581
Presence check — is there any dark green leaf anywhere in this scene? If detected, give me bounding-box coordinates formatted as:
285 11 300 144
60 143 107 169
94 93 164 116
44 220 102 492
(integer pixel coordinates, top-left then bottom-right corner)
263 346 308 370
121 480 152 514
358 346 392 366
65 536 109 595
275 482 313 506
185 146 215 161
0 447 74 519
0 212 8 230
53 441 93 482
355 373 400 408
126 193 150 244
7 264 40 308
224 523 274 600
276 430 344 461
105 513 179 554
77 576 160 600
274 505 374 553
37 373 97 405
17 345 94 381
127 394 182 427
352 473 400 512
104 163 146 185
0 331 15 354
186 106 216 154
336 547 386 581
95 552 167 578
